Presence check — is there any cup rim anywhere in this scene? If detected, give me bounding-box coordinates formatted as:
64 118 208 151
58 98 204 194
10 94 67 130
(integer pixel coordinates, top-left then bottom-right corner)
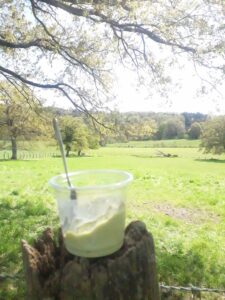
49 169 133 192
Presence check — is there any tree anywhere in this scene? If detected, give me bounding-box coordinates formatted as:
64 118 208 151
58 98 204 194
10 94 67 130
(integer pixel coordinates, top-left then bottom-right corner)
200 116 225 154
0 81 49 159
61 115 98 156
0 1 225 115
118 114 157 141
86 112 116 146
87 134 100 149
156 117 185 140
188 122 202 139
182 112 207 130
61 121 75 157
86 112 157 144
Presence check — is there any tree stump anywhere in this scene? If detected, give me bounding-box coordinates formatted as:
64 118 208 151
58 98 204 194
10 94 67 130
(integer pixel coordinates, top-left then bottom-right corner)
21 221 160 300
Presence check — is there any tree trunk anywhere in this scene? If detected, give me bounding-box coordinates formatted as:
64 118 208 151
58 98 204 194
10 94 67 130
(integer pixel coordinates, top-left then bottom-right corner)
66 149 70 157
65 144 71 157
11 137 17 160
78 149 81 156
21 221 160 300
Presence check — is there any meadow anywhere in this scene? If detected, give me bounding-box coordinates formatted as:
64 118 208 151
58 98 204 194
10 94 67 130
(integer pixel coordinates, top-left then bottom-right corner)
0 140 225 299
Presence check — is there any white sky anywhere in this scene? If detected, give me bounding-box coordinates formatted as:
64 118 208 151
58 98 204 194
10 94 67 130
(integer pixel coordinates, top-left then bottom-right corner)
46 64 225 115
113 67 225 115
30 3 225 115
39 8 225 116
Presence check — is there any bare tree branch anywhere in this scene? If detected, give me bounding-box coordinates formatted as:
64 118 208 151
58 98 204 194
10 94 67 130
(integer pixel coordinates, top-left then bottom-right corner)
36 0 196 53
0 0 224 118
0 38 48 49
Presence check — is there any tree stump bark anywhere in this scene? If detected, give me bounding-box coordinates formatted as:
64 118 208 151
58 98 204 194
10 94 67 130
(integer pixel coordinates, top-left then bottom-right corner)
21 221 160 300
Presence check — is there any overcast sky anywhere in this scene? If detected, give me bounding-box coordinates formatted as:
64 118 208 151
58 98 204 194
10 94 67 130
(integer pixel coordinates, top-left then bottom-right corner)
42 35 225 115
45 63 225 115
113 66 225 115
33 4 225 115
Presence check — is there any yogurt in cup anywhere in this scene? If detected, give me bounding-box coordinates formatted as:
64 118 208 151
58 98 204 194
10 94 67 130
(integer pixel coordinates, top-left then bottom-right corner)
49 169 133 257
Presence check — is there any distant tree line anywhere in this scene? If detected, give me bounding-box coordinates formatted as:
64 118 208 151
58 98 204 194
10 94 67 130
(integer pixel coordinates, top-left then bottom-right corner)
84 111 207 145
1 81 225 158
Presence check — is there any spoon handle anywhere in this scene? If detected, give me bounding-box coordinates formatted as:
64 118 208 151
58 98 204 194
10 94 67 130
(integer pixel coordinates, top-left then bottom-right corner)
53 118 72 188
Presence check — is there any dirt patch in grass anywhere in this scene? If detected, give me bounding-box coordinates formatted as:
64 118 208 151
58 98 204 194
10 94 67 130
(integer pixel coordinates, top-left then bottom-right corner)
144 202 220 224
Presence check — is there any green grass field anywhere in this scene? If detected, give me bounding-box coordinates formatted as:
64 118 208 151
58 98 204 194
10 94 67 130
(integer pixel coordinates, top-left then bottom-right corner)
0 141 225 299
107 139 200 148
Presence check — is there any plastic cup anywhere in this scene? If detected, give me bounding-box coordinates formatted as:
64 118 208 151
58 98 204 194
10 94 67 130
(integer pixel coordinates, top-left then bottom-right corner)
49 169 133 257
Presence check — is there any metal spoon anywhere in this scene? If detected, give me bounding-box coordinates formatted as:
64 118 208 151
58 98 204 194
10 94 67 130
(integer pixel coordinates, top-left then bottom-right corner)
53 118 77 200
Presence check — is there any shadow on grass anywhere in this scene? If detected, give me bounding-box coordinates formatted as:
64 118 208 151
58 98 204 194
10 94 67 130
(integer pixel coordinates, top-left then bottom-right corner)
53 154 93 158
0 159 37 162
156 244 224 293
0 198 56 300
131 155 178 159
131 155 155 158
195 158 225 164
